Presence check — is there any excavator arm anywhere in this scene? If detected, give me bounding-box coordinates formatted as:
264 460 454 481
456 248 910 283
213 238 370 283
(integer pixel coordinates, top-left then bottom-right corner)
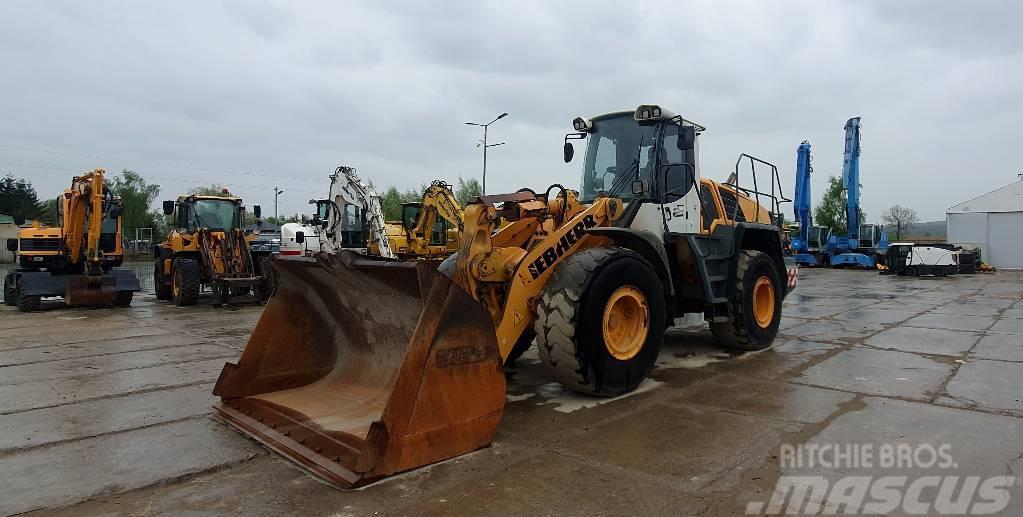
405 181 462 251
63 169 108 272
324 166 395 258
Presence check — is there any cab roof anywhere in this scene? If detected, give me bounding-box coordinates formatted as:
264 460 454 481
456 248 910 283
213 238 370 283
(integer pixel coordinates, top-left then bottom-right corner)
177 194 242 203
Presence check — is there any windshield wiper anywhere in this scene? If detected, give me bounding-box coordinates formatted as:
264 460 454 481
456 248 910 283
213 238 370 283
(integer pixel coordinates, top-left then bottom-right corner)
606 159 640 198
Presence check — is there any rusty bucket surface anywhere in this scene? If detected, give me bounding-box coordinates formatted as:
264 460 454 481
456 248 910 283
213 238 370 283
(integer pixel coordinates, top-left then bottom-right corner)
213 251 505 488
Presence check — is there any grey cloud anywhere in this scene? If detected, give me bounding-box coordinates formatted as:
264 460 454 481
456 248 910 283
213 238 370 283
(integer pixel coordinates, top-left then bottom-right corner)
0 0 1020 220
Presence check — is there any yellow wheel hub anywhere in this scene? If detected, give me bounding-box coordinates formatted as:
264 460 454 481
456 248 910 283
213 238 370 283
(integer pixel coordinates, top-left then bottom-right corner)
752 276 776 328
602 285 649 361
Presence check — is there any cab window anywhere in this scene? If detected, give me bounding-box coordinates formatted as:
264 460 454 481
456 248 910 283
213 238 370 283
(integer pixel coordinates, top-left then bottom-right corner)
659 124 695 202
700 183 719 230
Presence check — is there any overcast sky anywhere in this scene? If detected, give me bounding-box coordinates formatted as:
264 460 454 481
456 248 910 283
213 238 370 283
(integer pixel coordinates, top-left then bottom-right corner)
1 1 1020 222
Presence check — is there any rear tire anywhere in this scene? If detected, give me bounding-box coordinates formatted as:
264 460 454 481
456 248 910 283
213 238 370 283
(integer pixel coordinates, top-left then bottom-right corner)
906 266 918 277
154 260 172 300
172 257 201 306
4 273 16 306
16 280 41 312
534 247 666 396
710 250 782 351
114 290 133 307
438 253 533 365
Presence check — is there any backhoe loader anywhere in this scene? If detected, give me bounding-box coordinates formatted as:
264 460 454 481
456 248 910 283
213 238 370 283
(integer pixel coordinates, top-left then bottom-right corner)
213 105 794 488
4 169 140 311
281 166 396 258
382 180 463 258
153 193 272 306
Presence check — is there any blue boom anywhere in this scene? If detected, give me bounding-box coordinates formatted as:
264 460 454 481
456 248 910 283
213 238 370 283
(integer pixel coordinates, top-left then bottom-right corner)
828 117 888 268
791 141 817 266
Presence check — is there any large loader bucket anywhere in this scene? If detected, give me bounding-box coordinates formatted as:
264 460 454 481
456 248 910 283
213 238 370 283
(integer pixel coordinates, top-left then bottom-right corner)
213 251 505 488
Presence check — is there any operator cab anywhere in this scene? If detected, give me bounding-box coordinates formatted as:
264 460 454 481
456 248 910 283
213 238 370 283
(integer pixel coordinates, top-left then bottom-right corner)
401 203 449 246
566 105 703 236
164 196 244 232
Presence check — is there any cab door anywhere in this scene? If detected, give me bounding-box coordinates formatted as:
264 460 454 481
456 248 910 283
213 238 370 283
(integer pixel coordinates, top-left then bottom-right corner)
658 123 700 235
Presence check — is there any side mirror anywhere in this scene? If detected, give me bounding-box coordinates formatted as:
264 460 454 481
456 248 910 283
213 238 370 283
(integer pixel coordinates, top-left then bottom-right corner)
563 142 574 163
253 205 262 218
13 214 26 226
632 180 647 195
6 238 16 252
162 200 174 215
295 231 305 244
677 126 696 150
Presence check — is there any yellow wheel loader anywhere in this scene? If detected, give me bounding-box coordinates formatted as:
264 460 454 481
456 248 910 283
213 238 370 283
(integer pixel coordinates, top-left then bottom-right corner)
4 169 140 311
380 180 462 258
213 105 795 488
154 194 272 306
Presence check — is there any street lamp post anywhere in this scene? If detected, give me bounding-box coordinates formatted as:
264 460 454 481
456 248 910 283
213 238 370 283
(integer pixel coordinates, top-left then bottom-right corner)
274 186 284 222
465 112 508 195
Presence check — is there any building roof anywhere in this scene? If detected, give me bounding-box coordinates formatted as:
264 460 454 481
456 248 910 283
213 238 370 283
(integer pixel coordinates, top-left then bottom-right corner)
947 179 1023 214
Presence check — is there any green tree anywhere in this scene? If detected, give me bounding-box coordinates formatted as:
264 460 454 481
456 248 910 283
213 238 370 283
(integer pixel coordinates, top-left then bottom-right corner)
189 184 234 196
813 176 846 235
34 198 59 226
813 175 867 236
380 184 428 220
381 186 402 221
110 170 163 240
454 176 482 206
0 175 41 221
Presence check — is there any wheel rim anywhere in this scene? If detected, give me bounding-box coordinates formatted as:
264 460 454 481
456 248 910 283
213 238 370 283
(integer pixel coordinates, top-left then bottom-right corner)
172 268 180 299
752 276 775 328
602 285 649 361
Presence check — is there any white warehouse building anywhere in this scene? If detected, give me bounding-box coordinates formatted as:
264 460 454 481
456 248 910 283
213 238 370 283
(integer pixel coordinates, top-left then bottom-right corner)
946 178 1023 269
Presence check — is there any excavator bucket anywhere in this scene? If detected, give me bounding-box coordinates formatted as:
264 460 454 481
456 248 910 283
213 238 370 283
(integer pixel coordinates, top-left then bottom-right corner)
213 251 505 488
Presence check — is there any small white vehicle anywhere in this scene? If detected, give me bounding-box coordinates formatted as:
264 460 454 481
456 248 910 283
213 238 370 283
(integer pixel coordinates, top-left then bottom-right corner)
279 222 322 256
885 243 958 277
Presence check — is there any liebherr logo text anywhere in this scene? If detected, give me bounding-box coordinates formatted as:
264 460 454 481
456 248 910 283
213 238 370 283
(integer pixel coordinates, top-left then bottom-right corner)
527 215 597 279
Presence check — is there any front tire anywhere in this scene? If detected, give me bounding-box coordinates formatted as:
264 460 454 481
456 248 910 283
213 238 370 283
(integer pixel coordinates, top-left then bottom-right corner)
154 260 172 300
4 273 16 306
172 257 201 306
710 250 783 351
15 280 41 312
114 290 133 307
257 255 275 299
534 247 666 396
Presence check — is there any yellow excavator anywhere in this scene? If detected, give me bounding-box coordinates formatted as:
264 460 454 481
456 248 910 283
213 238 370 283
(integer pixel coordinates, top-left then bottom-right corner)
213 105 795 487
4 169 140 311
377 180 462 258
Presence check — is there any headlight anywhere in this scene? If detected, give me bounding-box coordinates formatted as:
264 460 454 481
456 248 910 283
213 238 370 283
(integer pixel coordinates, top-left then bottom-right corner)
572 117 592 131
634 105 662 121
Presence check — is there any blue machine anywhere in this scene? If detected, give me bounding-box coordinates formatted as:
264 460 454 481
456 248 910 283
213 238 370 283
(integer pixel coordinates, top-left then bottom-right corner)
826 117 888 268
791 141 818 266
